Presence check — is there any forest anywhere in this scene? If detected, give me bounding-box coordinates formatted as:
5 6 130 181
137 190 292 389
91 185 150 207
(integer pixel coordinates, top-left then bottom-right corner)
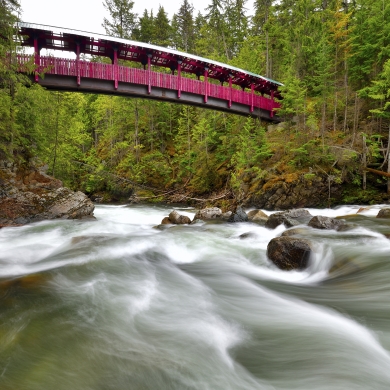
1 0 390 208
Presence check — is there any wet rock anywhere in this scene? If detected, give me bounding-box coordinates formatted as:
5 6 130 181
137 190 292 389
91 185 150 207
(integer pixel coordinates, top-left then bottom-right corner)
308 215 347 231
239 232 257 239
247 209 268 225
267 236 313 270
377 208 390 218
168 210 191 225
265 209 313 229
193 207 222 221
228 206 249 223
161 217 172 224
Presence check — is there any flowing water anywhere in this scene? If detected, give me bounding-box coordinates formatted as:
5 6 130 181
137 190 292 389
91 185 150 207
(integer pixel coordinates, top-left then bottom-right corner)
1 204 390 390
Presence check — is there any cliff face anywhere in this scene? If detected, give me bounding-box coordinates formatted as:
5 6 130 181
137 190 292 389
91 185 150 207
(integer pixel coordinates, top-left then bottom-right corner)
0 162 95 227
241 171 390 210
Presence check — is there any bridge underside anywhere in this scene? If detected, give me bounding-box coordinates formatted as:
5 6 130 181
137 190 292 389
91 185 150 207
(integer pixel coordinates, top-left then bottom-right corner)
32 74 280 122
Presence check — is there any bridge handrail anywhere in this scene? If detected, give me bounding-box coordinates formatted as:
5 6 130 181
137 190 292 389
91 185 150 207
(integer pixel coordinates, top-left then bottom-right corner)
17 55 280 113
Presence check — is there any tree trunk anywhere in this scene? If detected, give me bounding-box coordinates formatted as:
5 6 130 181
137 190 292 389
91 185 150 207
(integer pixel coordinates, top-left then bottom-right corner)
362 134 367 190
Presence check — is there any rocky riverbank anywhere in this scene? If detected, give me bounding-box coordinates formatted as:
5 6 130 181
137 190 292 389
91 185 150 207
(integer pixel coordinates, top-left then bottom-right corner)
0 161 95 227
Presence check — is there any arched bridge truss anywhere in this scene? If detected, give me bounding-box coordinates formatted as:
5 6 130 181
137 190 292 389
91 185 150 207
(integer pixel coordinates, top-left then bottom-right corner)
17 22 283 121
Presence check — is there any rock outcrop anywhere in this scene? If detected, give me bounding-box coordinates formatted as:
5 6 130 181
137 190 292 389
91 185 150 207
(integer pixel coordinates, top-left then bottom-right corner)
0 162 94 227
265 209 313 229
267 236 313 270
243 173 343 210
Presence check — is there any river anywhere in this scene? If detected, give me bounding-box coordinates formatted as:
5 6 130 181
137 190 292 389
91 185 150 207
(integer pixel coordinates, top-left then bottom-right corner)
1 204 390 389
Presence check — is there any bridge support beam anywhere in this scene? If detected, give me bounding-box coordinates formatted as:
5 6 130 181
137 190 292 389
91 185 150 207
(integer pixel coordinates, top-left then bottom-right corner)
271 90 275 118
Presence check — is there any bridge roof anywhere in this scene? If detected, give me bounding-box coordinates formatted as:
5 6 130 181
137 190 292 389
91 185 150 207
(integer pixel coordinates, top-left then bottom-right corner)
18 22 282 97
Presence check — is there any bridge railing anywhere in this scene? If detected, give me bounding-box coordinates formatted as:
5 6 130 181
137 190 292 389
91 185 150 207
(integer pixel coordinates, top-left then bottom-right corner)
17 55 280 114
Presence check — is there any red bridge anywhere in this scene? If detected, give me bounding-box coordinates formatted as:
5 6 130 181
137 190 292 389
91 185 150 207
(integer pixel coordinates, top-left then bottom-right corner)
17 22 282 121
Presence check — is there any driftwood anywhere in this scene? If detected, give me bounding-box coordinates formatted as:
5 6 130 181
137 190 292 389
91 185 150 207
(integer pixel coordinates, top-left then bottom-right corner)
365 167 390 178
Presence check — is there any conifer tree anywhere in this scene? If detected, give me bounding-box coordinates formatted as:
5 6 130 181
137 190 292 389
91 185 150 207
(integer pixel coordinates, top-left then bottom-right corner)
173 0 195 52
153 6 171 47
134 9 154 43
102 0 137 39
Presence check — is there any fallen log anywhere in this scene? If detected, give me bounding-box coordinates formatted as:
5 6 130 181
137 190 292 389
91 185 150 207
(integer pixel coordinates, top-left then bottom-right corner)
365 167 390 178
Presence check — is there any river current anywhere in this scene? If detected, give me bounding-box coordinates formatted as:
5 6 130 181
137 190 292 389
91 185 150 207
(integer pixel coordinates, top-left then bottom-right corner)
1 204 390 389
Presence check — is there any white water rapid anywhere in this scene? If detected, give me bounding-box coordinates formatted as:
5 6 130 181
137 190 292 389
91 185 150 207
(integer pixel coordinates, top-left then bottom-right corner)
1 204 390 389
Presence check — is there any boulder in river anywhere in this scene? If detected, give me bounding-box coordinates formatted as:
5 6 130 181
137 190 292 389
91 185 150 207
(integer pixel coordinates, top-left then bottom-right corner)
247 209 268 225
193 207 222 221
161 217 172 225
168 210 191 225
377 208 390 218
267 236 313 270
308 215 347 231
228 206 249 223
265 209 313 229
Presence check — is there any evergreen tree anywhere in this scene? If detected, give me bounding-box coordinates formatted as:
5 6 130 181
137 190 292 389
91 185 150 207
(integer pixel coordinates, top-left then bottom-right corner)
153 6 171 47
102 0 138 39
134 9 154 43
172 0 195 52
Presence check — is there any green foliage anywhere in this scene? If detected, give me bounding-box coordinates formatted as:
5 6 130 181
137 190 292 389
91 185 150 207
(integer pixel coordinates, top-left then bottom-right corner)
2 0 390 204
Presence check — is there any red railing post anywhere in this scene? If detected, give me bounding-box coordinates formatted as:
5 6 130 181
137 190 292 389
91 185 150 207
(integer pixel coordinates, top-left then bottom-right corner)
76 42 81 86
250 83 254 113
270 90 275 117
113 48 118 89
228 74 232 108
177 60 182 98
147 54 152 94
33 36 39 82
204 67 209 103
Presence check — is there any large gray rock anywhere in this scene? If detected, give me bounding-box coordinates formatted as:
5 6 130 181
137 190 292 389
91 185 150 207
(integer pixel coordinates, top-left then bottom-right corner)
228 206 249 223
308 215 347 231
193 207 222 221
265 209 313 229
168 210 191 224
267 236 313 270
0 164 95 227
377 208 390 218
